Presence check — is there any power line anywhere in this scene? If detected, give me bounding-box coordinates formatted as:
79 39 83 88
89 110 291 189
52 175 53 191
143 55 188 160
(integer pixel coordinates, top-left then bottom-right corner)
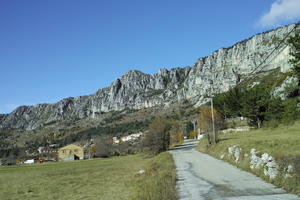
210 23 299 120
228 23 299 89
250 23 298 75
207 23 299 92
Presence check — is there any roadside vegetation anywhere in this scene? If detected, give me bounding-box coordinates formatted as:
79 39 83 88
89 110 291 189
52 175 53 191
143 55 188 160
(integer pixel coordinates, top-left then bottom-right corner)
0 153 177 200
135 153 178 200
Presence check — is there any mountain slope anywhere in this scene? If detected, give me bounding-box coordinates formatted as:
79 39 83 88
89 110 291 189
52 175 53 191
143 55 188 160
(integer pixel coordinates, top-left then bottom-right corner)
1 23 298 130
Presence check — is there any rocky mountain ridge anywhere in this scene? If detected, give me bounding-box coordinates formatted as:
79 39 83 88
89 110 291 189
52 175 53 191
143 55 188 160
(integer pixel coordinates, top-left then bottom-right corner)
1 23 298 130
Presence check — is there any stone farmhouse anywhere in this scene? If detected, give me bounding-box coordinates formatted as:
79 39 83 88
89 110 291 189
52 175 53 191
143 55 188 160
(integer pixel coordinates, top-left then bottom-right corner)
58 144 84 161
58 143 95 161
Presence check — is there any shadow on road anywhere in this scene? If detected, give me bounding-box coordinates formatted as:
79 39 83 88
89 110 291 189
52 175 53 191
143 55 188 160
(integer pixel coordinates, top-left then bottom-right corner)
169 140 199 151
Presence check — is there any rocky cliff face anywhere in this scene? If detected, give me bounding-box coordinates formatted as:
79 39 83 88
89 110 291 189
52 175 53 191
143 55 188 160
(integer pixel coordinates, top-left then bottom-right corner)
1 23 298 130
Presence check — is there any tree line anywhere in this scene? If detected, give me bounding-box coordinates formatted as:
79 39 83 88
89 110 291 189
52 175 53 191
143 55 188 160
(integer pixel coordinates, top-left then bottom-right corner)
213 31 300 128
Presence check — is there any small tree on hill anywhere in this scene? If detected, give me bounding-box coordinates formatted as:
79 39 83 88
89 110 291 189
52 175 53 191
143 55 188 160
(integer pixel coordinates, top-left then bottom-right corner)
287 31 300 98
288 32 300 82
213 86 243 117
241 83 271 127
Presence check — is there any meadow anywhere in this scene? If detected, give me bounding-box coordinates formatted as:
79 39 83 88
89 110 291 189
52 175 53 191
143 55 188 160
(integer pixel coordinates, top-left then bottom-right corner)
0 153 177 200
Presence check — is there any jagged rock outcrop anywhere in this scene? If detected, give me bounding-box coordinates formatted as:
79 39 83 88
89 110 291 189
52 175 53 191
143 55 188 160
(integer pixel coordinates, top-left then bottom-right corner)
250 149 279 179
0 23 298 130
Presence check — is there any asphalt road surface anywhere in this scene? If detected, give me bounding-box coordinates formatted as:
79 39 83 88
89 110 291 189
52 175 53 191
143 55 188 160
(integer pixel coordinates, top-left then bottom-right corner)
169 140 300 200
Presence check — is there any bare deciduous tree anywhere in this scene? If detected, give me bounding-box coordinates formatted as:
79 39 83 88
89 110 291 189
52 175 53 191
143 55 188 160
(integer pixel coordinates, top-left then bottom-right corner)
94 135 114 158
142 119 171 154
197 106 223 145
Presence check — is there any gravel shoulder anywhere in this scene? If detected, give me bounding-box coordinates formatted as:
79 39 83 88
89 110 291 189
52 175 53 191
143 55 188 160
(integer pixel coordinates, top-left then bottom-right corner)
169 140 300 200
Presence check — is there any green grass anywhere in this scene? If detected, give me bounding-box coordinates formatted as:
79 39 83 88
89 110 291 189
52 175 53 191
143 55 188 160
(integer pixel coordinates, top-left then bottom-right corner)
197 120 300 195
198 121 300 157
0 153 177 200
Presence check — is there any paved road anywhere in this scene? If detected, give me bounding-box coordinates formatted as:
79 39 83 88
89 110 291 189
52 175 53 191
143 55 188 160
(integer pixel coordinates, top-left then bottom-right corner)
169 140 300 200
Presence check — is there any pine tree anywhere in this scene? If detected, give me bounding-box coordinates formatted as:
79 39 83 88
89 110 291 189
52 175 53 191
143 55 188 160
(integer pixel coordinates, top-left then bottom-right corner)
288 32 300 82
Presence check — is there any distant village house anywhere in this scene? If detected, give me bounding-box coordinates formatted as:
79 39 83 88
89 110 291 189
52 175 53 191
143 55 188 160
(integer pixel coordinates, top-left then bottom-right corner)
58 144 84 161
120 132 143 142
112 132 143 144
58 143 95 161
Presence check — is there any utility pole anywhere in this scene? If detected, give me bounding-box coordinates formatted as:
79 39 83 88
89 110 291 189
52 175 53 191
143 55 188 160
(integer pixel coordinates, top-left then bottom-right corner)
210 98 216 144
192 119 196 131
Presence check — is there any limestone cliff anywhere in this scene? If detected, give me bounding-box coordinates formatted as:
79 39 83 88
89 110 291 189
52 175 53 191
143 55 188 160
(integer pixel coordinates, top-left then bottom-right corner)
1 23 298 130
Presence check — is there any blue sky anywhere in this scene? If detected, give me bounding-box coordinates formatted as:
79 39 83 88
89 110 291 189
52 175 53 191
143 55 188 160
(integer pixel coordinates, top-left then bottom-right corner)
1 0 300 114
